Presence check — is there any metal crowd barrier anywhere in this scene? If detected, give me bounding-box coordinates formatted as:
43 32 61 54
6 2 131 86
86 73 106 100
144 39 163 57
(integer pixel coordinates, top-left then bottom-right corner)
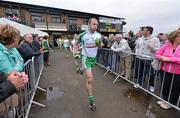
96 48 180 111
0 54 45 118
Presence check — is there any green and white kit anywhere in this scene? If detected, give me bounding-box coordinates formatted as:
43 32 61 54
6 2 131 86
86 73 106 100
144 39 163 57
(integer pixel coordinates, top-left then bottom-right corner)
78 30 101 69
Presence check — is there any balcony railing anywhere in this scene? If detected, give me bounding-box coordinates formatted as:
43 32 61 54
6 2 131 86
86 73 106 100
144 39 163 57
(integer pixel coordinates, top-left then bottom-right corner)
32 22 122 33
68 24 82 31
33 22 67 31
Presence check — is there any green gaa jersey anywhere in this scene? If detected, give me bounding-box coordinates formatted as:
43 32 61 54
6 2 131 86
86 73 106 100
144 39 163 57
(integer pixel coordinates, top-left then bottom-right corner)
78 30 101 58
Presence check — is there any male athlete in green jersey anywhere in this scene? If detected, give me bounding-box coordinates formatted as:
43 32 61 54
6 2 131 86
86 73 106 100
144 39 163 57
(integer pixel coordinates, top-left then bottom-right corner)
73 18 103 111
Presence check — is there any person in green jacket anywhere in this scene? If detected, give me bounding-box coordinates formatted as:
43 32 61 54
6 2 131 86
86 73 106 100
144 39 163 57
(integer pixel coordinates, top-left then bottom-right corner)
42 35 50 66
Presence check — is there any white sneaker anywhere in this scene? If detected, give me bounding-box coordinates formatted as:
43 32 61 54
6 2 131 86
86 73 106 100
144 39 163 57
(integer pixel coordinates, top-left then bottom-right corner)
157 101 165 105
160 102 172 110
150 86 155 92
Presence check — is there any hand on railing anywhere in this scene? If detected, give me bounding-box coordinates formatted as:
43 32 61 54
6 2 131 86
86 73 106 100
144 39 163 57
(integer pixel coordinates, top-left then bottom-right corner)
6 71 29 91
111 48 116 52
20 72 29 84
161 56 169 61
40 48 45 53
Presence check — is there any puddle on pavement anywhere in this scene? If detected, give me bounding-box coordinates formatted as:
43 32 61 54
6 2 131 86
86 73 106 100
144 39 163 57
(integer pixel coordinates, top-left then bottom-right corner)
46 87 64 100
122 87 161 118
34 86 64 102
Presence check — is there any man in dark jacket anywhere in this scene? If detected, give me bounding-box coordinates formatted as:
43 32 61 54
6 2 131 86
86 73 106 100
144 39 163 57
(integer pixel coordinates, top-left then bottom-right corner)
32 34 41 51
18 34 42 62
102 36 109 48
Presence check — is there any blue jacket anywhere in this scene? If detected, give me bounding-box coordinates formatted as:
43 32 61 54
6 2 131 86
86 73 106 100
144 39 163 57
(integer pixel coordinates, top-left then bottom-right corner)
0 43 24 76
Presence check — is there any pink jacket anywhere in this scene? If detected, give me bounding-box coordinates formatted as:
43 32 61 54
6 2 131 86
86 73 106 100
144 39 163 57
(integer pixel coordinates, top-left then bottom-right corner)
155 42 180 74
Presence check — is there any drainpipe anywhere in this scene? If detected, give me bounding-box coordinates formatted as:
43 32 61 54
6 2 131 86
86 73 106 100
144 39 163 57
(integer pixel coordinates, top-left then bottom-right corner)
45 8 49 31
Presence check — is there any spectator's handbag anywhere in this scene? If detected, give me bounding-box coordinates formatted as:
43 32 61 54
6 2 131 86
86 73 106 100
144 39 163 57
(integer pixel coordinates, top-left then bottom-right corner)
151 59 162 70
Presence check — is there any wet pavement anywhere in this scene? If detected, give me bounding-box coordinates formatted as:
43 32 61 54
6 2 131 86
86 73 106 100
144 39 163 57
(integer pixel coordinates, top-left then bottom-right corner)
29 49 180 118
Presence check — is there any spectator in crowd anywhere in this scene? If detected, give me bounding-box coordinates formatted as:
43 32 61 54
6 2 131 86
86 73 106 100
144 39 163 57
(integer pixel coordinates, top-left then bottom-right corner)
0 24 28 117
0 24 24 76
102 36 109 67
12 14 17 22
32 34 41 51
157 33 168 46
102 35 109 48
111 34 132 79
136 27 144 39
134 27 145 50
0 25 28 100
107 33 115 48
63 36 70 57
134 27 145 48
18 33 42 62
107 34 115 69
41 35 50 66
131 27 145 69
135 26 160 92
155 29 180 109
125 31 136 51
56 36 62 49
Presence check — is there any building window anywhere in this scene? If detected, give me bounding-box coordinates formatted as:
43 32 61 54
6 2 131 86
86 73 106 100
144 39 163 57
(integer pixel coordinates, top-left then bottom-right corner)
83 19 88 25
5 8 22 23
62 18 66 23
68 17 81 31
116 24 122 32
31 13 44 22
99 17 122 32
52 15 60 23
68 17 76 24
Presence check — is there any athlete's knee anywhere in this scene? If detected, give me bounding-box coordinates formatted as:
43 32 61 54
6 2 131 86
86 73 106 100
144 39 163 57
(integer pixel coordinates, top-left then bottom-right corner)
87 79 93 84
86 74 93 80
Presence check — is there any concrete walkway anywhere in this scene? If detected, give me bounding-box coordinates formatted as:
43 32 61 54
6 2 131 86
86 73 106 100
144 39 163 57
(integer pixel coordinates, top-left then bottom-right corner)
29 49 180 118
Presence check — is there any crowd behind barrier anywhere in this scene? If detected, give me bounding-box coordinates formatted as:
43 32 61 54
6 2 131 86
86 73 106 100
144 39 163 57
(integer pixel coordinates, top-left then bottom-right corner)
96 48 180 111
0 54 44 118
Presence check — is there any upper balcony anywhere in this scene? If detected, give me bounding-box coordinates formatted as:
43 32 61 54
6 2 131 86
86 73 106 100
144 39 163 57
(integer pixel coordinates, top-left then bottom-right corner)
33 22 67 31
68 24 82 32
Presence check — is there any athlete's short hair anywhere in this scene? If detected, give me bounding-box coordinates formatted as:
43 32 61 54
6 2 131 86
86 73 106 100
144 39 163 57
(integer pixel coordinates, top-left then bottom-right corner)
88 18 98 25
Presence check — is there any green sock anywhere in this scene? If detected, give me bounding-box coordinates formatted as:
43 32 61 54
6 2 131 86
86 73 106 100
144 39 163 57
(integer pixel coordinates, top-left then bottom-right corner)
88 96 95 103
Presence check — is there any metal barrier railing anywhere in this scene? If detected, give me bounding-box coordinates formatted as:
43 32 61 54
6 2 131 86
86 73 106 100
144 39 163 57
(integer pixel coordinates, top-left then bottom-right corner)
0 54 46 118
96 48 180 111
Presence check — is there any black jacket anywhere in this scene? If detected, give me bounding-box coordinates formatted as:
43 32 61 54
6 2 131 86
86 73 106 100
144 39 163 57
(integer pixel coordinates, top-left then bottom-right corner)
0 79 16 103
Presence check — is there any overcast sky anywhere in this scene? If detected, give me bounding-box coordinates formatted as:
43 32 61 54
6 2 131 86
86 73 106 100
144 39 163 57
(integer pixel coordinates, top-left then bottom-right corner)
4 0 180 34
